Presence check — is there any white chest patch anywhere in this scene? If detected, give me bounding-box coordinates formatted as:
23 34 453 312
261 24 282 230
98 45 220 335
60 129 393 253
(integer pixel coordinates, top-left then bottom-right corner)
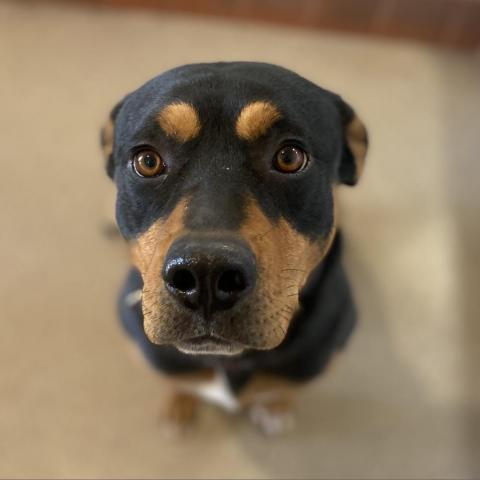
179 369 240 413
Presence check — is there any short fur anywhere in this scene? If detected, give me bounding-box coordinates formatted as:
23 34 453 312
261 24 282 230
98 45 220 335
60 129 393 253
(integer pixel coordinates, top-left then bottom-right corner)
101 62 367 426
157 102 201 142
235 101 282 141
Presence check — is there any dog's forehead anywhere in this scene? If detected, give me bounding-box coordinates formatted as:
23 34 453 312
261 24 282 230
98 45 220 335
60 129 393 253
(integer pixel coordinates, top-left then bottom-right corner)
118 62 337 143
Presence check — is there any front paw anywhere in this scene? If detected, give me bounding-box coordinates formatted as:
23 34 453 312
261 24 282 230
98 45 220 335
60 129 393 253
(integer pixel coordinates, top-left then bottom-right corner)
248 401 295 436
161 391 199 436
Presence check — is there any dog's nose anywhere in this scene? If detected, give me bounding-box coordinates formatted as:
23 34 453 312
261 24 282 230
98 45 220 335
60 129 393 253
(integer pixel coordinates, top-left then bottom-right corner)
162 235 256 314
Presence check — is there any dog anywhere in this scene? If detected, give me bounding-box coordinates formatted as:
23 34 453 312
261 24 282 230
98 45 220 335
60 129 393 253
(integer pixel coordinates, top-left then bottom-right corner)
100 62 367 435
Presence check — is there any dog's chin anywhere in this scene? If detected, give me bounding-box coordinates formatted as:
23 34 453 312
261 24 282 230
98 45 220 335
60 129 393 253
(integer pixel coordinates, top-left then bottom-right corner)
175 335 245 356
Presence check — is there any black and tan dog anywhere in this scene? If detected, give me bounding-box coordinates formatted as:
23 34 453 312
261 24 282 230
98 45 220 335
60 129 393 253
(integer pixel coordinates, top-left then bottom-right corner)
101 62 367 435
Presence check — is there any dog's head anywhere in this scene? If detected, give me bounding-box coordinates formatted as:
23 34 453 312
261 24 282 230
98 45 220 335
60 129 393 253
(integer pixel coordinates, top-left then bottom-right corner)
101 62 367 356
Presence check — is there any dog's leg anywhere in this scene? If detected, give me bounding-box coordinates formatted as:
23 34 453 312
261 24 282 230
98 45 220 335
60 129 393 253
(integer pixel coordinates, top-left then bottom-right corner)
248 396 295 436
162 389 200 435
161 369 214 434
239 374 297 436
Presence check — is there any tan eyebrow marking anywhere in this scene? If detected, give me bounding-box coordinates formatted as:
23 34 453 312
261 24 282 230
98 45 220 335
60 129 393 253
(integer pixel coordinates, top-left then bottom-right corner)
157 102 201 142
235 101 282 141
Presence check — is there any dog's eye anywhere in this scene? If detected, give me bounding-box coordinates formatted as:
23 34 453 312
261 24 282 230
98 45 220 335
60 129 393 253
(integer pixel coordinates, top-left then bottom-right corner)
273 146 307 173
132 150 165 177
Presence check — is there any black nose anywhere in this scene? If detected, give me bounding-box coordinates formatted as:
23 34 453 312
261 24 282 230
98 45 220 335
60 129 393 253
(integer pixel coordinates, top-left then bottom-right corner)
163 235 256 314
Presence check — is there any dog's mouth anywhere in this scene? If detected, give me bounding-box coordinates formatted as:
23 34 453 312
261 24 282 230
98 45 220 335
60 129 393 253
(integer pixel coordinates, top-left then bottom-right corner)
175 334 245 356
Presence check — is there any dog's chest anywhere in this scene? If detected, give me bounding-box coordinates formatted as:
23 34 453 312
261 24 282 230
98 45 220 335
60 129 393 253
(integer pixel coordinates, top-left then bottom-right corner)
179 369 240 412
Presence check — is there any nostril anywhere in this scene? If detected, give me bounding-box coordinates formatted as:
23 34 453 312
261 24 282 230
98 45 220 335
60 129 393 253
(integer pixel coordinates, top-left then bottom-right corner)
163 236 256 313
170 269 196 292
217 269 247 294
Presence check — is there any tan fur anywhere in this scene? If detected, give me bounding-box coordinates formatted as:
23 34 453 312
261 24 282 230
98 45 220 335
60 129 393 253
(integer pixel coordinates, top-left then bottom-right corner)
235 101 281 141
240 374 296 435
157 102 201 142
164 391 199 430
129 199 191 344
101 116 114 159
239 373 295 407
128 195 335 350
346 115 368 181
236 197 336 348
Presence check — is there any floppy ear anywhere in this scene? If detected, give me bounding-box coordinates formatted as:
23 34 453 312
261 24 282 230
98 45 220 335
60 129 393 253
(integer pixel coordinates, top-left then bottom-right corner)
335 97 368 186
100 100 124 179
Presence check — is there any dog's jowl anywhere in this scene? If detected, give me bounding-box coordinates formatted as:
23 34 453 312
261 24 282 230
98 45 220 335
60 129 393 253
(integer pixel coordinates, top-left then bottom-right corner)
101 62 368 434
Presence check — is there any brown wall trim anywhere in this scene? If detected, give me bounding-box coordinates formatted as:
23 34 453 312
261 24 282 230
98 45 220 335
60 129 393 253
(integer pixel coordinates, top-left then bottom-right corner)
73 0 480 49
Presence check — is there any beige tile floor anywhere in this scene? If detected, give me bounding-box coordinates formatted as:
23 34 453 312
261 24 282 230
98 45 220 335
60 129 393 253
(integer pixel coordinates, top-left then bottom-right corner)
1 1 479 477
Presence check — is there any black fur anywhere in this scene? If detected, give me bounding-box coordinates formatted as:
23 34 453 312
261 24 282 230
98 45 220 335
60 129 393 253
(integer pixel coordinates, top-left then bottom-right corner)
106 62 364 389
108 62 357 241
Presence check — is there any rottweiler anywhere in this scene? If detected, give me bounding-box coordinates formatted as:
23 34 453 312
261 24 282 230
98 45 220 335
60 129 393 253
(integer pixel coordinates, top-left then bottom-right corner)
101 62 367 435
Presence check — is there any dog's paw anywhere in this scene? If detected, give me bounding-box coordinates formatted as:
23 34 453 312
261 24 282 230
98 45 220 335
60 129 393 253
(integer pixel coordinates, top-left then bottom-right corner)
161 391 199 436
248 401 295 436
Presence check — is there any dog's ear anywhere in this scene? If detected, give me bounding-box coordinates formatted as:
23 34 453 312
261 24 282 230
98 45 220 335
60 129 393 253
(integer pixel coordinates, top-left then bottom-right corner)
100 100 124 179
335 96 368 186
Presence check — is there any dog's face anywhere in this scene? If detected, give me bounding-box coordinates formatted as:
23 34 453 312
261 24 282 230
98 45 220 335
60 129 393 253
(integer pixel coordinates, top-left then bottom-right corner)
102 62 367 356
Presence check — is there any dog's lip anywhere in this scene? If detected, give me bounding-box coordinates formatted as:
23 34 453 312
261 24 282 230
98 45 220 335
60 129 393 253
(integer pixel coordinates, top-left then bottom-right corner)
184 334 230 345
176 334 245 356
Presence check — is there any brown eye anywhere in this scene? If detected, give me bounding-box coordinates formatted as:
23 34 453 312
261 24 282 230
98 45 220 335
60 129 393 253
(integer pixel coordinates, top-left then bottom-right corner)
132 150 165 177
273 146 308 173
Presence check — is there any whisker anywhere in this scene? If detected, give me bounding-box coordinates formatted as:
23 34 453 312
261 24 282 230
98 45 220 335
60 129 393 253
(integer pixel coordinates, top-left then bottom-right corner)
253 226 275 240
